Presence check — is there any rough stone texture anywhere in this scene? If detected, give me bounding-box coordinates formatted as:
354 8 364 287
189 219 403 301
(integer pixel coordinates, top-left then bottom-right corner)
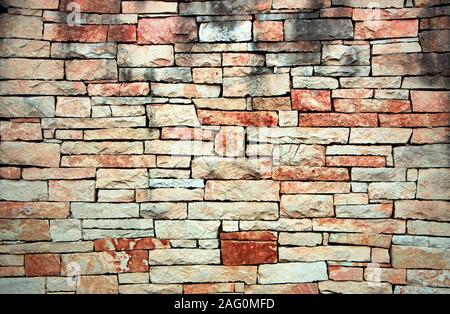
0 0 448 295
259 262 328 284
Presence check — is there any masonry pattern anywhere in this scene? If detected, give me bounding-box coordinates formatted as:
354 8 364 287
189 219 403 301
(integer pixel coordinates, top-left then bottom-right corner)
0 0 449 294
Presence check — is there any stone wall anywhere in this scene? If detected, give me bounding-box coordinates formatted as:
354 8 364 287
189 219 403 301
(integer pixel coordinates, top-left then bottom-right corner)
0 0 449 294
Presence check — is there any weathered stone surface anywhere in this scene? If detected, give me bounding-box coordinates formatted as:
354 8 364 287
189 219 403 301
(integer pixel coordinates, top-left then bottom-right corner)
313 218 405 234
149 249 220 265
205 180 280 201
147 104 199 127
373 53 449 76
0 202 68 219
0 39 49 58
285 19 354 41
96 169 148 189
355 20 418 39
408 220 450 237
0 58 63 80
0 15 43 40
329 233 392 248
0 241 93 254
123 1 177 13
351 168 406 182
62 155 155 168
395 200 450 221
189 202 278 220
180 0 271 15
151 265 257 284
49 180 95 202
51 43 117 59
223 74 290 97
192 157 272 180
199 21 252 42
71 203 139 219
281 182 350 194
259 262 327 284
392 246 450 269
0 180 48 202
117 45 174 67
59 0 120 13
248 127 349 144
61 251 148 275
0 122 42 141
0 142 60 167
368 182 416 200
0 278 45 294
336 204 393 219
279 232 322 246
94 237 169 252
279 145 326 167
416 169 450 200
420 30 450 53
319 281 392 294
350 128 412 144
292 90 331 112
0 96 55 118
50 219 81 242
0 80 86 96
411 91 450 112
280 246 370 262
155 220 220 239
281 195 334 218
0 219 49 241
76 275 118 294
240 219 312 232
322 45 370 65
394 145 450 168
407 270 450 288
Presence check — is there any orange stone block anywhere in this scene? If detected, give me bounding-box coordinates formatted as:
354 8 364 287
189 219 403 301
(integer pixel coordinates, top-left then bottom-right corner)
25 254 60 277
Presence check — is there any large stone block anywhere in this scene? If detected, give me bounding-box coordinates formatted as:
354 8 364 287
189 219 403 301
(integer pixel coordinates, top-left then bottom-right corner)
285 19 354 41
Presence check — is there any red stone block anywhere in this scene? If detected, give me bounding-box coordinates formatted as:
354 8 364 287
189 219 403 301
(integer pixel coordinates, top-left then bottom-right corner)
329 266 363 281
221 240 277 266
0 167 21 179
44 24 108 42
220 231 277 241
292 90 331 112
108 25 136 43
253 21 284 42
94 238 170 251
355 20 419 39
198 110 278 127
273 167 350 181
411 91 450 112
138 17 198 44
25 254 60 277
379 113 450 127
334 99 411 113
299 113 378 127
59 0 120 13
326 156 386 168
